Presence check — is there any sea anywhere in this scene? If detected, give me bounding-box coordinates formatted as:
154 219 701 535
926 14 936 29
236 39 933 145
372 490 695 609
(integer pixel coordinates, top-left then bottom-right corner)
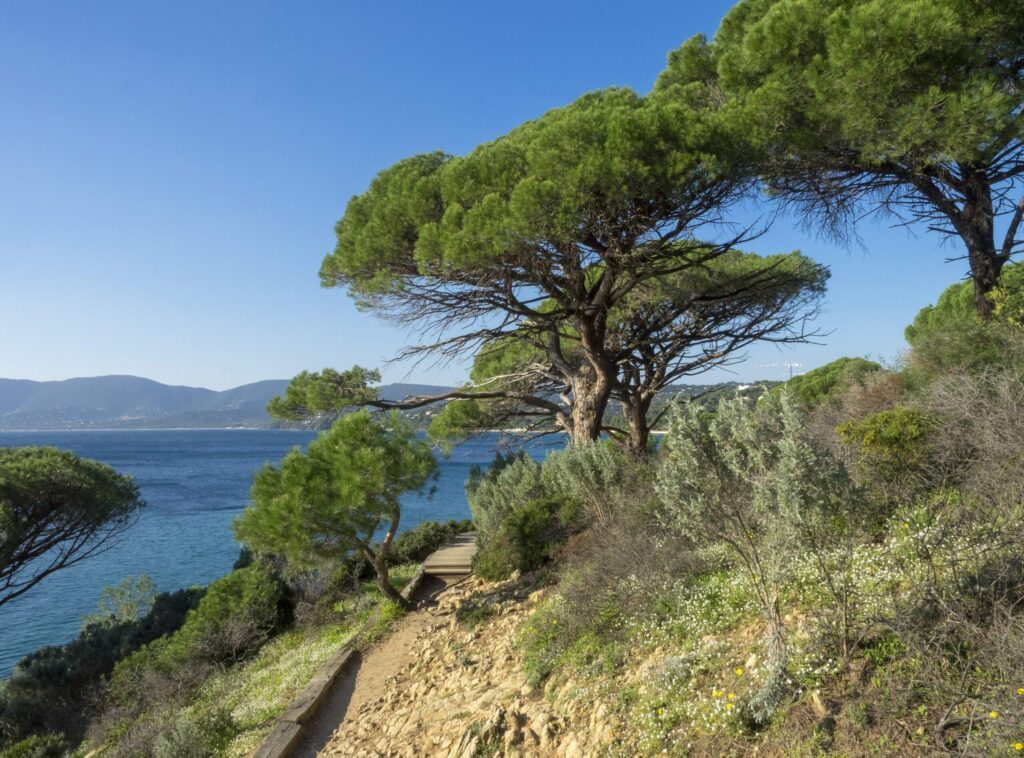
0 429 555 678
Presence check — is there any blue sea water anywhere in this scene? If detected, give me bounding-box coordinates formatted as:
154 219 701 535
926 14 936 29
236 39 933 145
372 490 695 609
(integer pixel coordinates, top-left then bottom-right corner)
0 429 555 678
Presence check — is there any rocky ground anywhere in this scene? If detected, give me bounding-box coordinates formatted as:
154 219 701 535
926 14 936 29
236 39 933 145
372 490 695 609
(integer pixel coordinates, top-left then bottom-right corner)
318 574 617 757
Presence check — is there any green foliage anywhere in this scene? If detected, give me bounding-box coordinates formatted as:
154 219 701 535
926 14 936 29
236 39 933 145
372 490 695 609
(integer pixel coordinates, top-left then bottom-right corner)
465 452 545 546
111 565 283 693
323 89 732 290
0 446 145 607
426 399 495 449
386 519 473 567
777 357 883 408
266 365 381 421
905 262 1024 377
657 394 860 585
657 392 864 719
710 0 1023 163
317 83 827 447
235 410 436 571
540 440 652 521
0 734 67 758
81 575 157 630
150 708 235 758
474 496 568 581
0 586 202 746
661 0 1024 312
836 406 935 497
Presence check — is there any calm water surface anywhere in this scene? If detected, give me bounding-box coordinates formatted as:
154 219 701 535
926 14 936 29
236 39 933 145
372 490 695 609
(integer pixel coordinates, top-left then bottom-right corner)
0 429 553 677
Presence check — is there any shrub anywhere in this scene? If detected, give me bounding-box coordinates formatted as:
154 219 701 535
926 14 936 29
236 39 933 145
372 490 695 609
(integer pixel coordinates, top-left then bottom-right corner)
904 261 1024 379
657 393 866 698
540 441 651 524
777 357 883 409
918 367 1024 509
81 575 157 630
150 707 235 758
466 451 545 545
0 734 67 758
836 406 936 505
0 586 202 747
473 496 567 581
109 565 283 706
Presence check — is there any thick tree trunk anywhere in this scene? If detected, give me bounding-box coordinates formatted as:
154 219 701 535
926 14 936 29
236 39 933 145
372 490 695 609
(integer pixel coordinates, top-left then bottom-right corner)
958 174 1005 321
966 236 1003 321
625 395 654 459
569 368 613 445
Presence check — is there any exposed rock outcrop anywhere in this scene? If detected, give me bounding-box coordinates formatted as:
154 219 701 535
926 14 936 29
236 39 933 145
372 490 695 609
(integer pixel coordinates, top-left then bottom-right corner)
319 576 616 757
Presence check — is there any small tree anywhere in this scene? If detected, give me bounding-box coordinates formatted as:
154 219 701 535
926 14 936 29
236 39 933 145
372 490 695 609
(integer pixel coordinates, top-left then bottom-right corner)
234 410 436 607
81 575 157 630
656 393 864 719
0 447 144 608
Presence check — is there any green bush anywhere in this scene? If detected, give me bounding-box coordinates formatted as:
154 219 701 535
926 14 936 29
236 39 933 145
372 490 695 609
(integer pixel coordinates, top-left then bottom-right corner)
150 708 235 758
540 440 650 523
836 406 935 502
0 586 202 748
0 734 67 758
474 496 567 581
776 357 883 408
110 565 283 701
466 451 546 544
905 261 1024 379
657 393 866 690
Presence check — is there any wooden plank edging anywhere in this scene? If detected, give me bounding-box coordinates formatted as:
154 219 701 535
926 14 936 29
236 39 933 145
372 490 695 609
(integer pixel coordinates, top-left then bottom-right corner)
251 563 429 758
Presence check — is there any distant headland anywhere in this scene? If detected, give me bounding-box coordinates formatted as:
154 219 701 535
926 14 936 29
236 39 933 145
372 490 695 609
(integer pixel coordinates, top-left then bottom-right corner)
0 375 454 431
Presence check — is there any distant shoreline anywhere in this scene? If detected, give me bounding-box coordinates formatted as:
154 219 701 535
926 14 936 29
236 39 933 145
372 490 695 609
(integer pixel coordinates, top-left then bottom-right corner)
0 427 297 433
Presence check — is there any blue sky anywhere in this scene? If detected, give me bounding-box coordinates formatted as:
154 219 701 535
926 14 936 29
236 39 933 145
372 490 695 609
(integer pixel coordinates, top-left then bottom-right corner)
1 1 968 390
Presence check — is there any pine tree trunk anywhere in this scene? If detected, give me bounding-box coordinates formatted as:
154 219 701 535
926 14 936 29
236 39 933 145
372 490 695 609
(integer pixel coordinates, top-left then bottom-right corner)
363 511 410 609
967 237 1002 321
569 370 612 445
625 395 653 459
372 557 409 609
960 179 1005 321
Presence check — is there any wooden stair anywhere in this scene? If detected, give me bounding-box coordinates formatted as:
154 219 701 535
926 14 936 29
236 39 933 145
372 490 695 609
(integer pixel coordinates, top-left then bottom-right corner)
422 532 477 577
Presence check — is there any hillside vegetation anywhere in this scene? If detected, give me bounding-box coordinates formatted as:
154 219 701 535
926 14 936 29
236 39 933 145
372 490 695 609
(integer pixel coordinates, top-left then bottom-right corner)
455 266 1024 755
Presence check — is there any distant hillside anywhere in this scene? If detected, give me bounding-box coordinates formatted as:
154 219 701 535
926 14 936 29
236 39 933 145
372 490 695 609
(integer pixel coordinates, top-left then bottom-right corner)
0 376 454 430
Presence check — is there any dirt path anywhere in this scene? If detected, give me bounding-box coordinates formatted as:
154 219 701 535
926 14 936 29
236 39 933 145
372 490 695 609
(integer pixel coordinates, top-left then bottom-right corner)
291 576 455 757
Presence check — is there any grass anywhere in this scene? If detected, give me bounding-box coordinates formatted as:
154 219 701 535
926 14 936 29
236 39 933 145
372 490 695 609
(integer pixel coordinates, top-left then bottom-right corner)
92 562 423 757
209 563 420 754
189 617 366 757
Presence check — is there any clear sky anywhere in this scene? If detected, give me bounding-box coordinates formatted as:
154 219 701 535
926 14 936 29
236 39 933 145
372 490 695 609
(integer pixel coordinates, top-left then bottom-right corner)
0 1 970 390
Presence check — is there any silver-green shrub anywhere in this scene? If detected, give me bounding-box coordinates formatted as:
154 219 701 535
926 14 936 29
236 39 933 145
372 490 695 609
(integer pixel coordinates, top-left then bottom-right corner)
656 392 864 723
466 452 546 545
541 440 652 524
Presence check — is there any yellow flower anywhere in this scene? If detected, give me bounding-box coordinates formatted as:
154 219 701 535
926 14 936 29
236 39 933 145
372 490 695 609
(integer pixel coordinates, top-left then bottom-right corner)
989 710 998 719
735 668 743 677
657 708 664 716
1014 743 1024 752
915 727 925 736
712 689 722 698
727 693 735 700
725 703 734 711
1017 687 1024 696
